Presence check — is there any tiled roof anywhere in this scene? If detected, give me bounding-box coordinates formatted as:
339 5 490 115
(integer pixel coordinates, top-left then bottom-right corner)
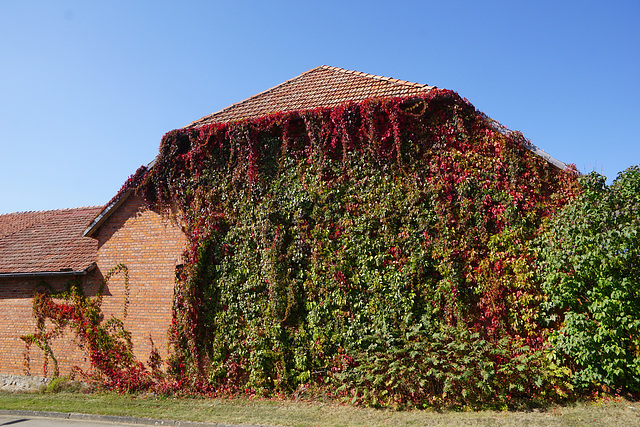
186 65 569 171
0 206 102 275
187 65 435 127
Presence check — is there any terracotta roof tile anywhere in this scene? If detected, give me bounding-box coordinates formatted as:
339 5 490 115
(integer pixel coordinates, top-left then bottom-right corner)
182 65 569 171
187 65 434 127
0 206 102 275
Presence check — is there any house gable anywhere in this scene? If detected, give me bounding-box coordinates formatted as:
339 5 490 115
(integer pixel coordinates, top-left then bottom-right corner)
87 66 569 236
186 65 568 170
1 65 571 379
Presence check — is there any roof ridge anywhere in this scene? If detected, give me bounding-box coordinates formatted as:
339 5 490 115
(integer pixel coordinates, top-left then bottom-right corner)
0 206 103 216
318 65 432 89
186 66 434 127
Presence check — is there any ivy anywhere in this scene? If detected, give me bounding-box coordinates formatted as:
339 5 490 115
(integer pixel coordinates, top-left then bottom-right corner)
21 263 161 392
22 88 636 404
138 90 578 406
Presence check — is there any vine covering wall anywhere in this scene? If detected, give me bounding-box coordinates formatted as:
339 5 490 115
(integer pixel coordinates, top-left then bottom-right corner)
136 89 577 406
20 264 158 392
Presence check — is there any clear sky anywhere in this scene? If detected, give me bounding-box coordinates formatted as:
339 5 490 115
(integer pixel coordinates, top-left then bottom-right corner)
1 1 638 214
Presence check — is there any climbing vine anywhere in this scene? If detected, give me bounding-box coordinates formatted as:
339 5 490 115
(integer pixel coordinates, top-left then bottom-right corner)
21 263 158 392
136 90 578 406
23 88 636 405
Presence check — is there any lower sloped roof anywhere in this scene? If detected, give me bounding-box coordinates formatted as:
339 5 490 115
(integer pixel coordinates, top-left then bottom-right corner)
0 206 102 276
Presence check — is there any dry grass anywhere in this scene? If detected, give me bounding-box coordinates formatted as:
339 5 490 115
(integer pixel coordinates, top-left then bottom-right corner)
1 391 639 426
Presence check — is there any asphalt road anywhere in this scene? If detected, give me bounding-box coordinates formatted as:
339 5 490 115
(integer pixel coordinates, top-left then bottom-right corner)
0 411 252 427
0 414 137 427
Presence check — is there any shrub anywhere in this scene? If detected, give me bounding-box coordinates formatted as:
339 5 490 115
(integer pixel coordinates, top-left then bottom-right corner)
538 166 640 392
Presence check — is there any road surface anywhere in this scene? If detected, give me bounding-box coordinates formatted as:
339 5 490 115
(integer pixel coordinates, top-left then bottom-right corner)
0 411 246 427
0 414 137 427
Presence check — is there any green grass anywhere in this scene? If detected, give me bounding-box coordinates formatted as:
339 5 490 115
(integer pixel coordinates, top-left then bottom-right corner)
1 391 640 426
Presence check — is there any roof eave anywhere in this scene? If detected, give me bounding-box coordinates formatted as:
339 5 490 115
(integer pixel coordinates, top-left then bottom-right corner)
482 115 570 171
83 158 156 238
83 189 133 237
521 141 570 171
0 262 97 279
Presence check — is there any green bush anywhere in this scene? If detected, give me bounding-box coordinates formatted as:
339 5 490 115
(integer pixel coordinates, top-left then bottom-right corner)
41 376 87 394
538 166 640 392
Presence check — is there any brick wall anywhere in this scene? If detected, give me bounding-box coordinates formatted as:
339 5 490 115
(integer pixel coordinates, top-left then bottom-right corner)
0 194 187 376
94 194 187 367
0 273 100 376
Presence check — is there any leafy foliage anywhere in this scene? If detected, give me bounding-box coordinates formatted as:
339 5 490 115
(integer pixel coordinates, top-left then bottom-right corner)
139 90 577 406
538 166 640 392
21 264 161 392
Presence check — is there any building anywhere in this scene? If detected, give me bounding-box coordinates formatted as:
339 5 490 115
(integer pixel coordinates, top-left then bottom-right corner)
0 66 567 377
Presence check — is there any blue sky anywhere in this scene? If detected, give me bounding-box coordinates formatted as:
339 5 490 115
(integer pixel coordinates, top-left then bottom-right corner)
1 1 638 214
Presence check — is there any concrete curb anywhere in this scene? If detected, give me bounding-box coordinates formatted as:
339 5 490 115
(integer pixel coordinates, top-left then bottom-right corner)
0 409 270 427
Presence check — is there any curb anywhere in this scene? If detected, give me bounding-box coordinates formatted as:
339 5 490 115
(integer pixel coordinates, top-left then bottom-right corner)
0 409 269 427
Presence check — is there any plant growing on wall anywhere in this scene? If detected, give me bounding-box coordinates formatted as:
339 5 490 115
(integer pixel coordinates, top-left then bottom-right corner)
139 90 578 406
21 264 159 392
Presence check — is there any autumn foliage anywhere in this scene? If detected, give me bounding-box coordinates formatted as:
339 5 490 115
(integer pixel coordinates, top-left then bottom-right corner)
134 90 577 405
28 90 612 406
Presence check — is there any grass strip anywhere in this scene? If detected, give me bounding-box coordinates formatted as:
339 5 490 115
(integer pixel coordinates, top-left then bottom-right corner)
1 392 639 426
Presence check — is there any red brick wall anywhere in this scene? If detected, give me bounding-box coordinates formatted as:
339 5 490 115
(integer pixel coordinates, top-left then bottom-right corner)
0 194 186 377
0 273 100 376
94 194 187 367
